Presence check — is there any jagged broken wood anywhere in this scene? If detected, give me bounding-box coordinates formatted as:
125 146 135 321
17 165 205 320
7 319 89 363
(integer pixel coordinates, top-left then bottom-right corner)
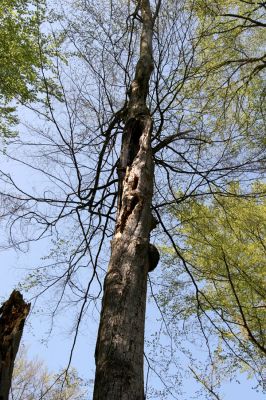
0 290 30 400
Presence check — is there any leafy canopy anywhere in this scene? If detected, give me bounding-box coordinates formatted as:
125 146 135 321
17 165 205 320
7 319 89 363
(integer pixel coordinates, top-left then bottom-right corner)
185 0 266 147
0 0 58 137
160 183 266 385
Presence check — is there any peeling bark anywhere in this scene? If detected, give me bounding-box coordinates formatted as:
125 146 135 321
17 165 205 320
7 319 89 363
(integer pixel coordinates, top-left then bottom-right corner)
93 1 159 399
0 290 30 400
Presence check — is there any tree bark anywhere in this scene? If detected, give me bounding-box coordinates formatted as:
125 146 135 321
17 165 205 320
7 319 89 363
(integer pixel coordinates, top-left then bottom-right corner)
0 290 30 400
93 1 157 399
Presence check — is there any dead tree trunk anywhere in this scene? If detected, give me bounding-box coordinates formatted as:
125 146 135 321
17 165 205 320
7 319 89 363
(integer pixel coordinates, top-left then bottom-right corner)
0 290 30 400
93 1 159 399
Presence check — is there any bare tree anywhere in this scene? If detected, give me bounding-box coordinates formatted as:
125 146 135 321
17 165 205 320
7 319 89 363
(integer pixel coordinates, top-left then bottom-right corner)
11 346 87 400
93 1 158 398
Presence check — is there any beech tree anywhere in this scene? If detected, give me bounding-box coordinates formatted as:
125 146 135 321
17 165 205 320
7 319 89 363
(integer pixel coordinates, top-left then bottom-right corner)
0 0 60 137
0 0 265 399
159 183 266 397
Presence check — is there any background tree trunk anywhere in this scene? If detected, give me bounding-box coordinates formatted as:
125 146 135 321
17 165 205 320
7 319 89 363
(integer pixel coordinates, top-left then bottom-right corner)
0 290 30 400
93 1 158 399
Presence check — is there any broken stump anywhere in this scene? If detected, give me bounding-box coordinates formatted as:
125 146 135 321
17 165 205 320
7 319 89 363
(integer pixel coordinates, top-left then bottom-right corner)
0 290 30 400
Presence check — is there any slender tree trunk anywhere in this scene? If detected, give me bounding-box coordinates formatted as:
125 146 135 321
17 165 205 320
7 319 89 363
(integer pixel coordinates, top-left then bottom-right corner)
0 290 30 400
93 1 158 399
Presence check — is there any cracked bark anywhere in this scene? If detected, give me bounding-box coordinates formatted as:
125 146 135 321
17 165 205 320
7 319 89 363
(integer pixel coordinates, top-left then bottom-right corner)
0 291 30 400
93 1 157 399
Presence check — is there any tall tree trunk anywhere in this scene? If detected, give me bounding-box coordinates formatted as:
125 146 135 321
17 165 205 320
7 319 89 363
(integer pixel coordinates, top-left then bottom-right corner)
0 290 30 400
93 1 158 399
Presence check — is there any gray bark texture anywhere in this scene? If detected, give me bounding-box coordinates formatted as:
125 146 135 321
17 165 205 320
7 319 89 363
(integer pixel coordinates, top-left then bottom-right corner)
0 291 30 400
93 1 158 399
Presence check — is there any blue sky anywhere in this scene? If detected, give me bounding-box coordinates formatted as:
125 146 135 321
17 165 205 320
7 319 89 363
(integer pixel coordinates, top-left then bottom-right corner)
0 101 264 400
0 235 265 399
